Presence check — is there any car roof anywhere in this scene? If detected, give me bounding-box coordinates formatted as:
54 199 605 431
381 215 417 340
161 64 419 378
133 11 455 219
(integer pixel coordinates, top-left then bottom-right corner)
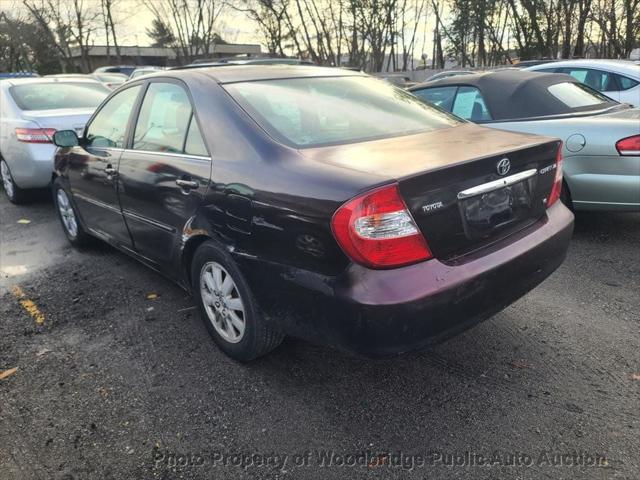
409 69 618 120
0 76 104 87
527 59 640 76
164 64 365 84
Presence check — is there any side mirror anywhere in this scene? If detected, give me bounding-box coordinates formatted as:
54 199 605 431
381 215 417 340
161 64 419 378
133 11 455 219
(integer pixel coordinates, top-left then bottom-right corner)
53 130 79 148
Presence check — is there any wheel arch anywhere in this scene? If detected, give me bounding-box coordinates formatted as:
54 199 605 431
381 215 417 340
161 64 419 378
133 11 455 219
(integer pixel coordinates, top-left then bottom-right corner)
181 234 214 291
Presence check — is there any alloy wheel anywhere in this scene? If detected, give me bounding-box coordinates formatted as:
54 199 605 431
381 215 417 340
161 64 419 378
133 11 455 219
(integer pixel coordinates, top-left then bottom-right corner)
1 161 14 199
200 261 246 343
56 189 78 238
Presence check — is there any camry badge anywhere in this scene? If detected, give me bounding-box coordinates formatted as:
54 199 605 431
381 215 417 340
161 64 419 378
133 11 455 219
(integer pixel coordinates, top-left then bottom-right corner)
496 158 511 176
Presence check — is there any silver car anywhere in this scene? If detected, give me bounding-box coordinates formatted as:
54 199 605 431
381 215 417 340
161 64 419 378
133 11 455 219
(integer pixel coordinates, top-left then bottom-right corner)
525 59 640 106
409 70 640 211
0 77 109 203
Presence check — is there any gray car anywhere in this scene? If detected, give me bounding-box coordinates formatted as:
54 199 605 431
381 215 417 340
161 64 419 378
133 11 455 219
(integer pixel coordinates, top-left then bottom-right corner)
0 77 109 203
410 70 640 211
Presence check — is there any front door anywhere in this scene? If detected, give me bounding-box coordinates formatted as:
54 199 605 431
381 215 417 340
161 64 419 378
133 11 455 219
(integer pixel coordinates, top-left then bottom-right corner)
116 81 211 270
68 85 142 248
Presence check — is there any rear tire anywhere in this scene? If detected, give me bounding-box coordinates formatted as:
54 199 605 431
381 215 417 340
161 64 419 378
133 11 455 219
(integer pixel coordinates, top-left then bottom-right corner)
191 240 284 361
1 159 27 204
53 177 91 247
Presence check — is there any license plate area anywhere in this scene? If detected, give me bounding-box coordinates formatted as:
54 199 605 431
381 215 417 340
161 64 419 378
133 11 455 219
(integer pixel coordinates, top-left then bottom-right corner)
458 179 534 240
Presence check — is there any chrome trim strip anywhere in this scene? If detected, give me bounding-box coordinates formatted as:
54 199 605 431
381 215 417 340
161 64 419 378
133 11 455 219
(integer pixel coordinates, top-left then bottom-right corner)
457 169 538 200
122 209 176 233
73 192 121 214
121 149 211 162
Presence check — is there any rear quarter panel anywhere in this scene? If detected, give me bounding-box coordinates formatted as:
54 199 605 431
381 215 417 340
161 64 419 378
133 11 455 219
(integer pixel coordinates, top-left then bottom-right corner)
487 112 640 209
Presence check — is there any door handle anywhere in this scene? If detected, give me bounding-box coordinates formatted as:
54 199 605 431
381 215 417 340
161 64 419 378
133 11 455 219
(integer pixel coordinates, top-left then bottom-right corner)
104 165 117 175
176 179 199 190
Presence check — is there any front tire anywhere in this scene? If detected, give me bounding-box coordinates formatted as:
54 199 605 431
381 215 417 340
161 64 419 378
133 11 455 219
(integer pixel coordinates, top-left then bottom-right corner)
1 159 27 204
53 177 91 247
191 240 284 361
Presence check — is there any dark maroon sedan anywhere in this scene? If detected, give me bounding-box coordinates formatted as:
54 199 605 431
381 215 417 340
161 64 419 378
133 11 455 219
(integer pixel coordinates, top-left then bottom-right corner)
51 66 573 361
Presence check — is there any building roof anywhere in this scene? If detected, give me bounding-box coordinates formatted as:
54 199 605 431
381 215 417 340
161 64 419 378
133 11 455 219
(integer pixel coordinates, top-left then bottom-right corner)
69 43 262 59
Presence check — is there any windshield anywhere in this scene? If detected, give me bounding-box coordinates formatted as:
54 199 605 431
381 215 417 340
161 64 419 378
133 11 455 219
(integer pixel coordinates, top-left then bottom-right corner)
10 83 109 111
547 82 615 109
224 76 461 147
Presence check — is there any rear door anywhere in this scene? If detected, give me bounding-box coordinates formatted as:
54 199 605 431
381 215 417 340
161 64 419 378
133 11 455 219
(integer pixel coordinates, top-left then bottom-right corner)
116 80 211 269
68 84 142 249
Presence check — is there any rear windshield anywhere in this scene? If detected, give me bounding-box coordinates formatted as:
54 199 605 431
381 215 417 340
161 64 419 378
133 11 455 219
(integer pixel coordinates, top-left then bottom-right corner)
547 82 613 109
224 76 461 147
10 82 109 111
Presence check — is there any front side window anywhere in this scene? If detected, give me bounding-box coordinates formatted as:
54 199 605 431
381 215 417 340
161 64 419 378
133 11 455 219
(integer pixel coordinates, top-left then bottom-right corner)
133 83 192 153
452 86 492 121
224 76 460 148
412 86 457 111
85 85 141 148
10 82 109 111
547 82 612 108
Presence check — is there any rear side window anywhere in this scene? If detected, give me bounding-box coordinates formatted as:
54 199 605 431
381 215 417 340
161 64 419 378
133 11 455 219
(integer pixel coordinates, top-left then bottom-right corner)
85 85 141 148
560 68 617 91
184 117 208 156
616 74 639 90
452 86 492 121
133 83 192 153
224 76 460 148
9 82 108 111
412 86 457 111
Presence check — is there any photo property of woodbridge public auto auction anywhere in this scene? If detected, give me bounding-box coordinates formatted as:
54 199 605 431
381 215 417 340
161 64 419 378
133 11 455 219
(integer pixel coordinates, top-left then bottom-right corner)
0 0 639 478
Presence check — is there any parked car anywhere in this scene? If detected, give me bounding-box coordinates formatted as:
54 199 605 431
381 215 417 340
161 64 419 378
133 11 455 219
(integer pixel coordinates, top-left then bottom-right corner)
177 57 316 70
377 74 416 88
409 70 640 211
94 65 138 77
513 59 560 68
0 77 110 203
128 67 166 80
524 59 640 106
46 73 128 90
0 72 39 79
425 70 474 82
51 66 573 361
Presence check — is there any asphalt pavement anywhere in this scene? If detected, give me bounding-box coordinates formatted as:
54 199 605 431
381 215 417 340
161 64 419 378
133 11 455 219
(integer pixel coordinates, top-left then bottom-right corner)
1 191 639 480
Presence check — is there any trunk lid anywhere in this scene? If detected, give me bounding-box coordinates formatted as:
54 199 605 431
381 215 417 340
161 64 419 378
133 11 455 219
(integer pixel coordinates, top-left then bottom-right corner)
22 108 95 137
304 123 561 260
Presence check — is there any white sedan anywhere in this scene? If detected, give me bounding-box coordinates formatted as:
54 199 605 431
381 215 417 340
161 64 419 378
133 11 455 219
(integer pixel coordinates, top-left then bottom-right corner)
525 59 640 106
0 77 109 203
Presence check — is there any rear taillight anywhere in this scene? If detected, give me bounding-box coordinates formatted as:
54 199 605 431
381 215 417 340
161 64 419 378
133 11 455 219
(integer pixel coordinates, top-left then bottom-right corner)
547 143 564 207
616 135 640 156
15 128 56 143
331 183 432 269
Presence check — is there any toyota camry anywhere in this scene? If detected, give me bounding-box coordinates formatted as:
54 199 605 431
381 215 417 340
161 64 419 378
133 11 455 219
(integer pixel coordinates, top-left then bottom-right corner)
51 66 574 361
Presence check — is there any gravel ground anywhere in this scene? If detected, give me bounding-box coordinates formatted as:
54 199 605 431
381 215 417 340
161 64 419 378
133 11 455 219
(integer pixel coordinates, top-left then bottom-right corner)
1 191 639 480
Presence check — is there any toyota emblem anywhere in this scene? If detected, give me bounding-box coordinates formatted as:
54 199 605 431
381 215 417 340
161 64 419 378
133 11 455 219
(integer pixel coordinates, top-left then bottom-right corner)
496 158 511 176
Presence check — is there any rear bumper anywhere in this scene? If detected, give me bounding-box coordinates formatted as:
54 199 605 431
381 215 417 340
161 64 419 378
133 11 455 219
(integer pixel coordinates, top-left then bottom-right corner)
3 142 55 189
243 202 574 357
